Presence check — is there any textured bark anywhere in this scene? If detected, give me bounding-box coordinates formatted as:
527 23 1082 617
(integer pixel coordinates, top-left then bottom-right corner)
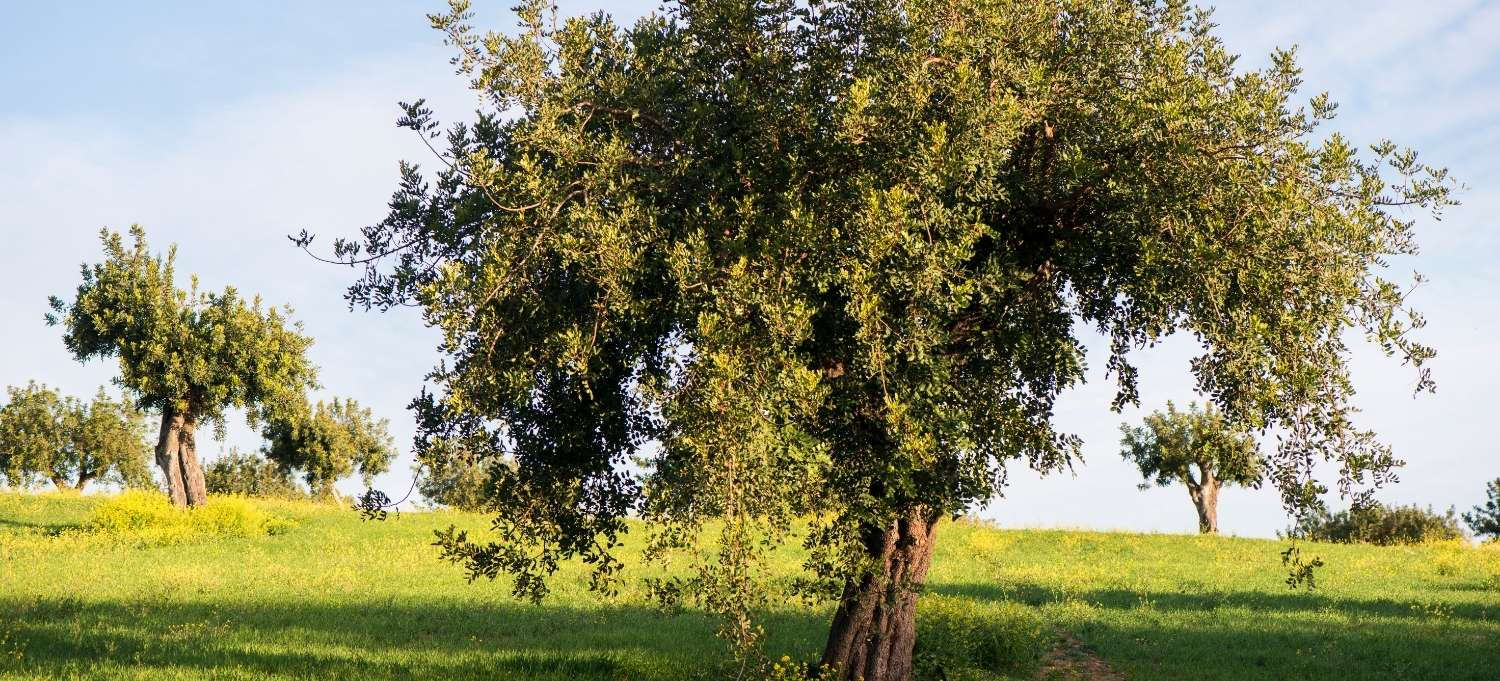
156 410 210 507
1187 464 1220 534
156 409 188 507
820 508 940 681
177 416 209 506
73 473 94 491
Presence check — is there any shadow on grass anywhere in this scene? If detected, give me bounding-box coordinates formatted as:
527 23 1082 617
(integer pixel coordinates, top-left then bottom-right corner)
0 517 77 535
931 580 1497 622
0 596 829 681
931 581 1500 681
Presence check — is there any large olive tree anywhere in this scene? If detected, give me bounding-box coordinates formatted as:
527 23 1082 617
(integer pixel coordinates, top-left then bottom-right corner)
1121 402 1261 534
50 227 318 507
303 1 1452 677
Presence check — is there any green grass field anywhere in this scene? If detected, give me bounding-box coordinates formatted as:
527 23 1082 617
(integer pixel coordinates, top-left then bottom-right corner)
1 492 1496 680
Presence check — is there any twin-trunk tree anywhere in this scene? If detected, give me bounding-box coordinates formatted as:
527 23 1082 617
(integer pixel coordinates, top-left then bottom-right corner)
306 1 1453 678
1121 402 1262 534
49 227 318 507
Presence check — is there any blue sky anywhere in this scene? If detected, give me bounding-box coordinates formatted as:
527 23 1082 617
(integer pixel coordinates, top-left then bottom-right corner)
2 1 1496 537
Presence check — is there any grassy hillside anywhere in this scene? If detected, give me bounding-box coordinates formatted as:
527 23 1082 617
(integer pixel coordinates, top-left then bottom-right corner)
1 492 1496 680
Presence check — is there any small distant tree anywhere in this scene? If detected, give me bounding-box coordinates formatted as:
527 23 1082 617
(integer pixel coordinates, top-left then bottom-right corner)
1463 478 1500 541
0 383 70 489
261 398 396 499
69 387 155 490
205 448 306 499
1120 402 1261 534
0 383 152 491
416 438 505 511
49 227 318 507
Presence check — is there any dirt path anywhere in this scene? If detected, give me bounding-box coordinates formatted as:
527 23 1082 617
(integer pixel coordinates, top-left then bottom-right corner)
1036 631 1124 681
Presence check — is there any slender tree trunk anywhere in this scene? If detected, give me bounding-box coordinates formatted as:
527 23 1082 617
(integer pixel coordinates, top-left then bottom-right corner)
156 408 188 507
177 415 209 507
51 476 70 491
1197 478 1220 534
73 473 94 492
1186 464 1221 534
820 508 940 681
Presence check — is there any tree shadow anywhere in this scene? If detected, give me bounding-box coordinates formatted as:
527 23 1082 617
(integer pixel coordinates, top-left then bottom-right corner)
930 581 1500 680
931 580 1496 622
0 517 77 534
0 596 830 680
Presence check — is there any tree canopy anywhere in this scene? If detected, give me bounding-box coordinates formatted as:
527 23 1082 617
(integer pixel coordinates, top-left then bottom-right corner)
50 226 319 506
0 382 152 491
1120 401 1261 533
302 1 1454 677
261 397 396 498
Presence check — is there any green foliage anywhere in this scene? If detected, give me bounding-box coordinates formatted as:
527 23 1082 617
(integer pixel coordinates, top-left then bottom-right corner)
913 595 1046 679
0 382 152 491
309 0 1455 655
416 439 506 511
1120 402 1261 490
204 448 307 499
1288 503 1465 546
1462 478 1500 541
83 490 294 546
71 387 156 490
261 398 396 497
48 225 317 430
0 383 66 490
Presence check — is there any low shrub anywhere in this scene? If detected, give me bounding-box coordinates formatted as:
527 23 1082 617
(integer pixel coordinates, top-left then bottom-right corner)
914 594 1048 680
204 449 307 499
1287 503 1464 546
85 491 294 545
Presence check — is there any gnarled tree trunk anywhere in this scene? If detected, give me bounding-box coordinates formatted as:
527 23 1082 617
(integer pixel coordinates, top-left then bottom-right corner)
820 508 940 681
177 415 208 506
155 408 209 507
1186 464 1220 534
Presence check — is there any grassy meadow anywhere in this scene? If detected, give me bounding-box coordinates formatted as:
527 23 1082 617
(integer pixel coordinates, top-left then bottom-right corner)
1 492 1496 680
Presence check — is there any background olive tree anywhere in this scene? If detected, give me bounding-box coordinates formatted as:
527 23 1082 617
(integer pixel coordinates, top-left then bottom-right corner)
261 397 396 499
204 447 307 499
50 227 318 507
1120 402 1261 534
0 382 152 491
415 438 503 511
301 1 1454 678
